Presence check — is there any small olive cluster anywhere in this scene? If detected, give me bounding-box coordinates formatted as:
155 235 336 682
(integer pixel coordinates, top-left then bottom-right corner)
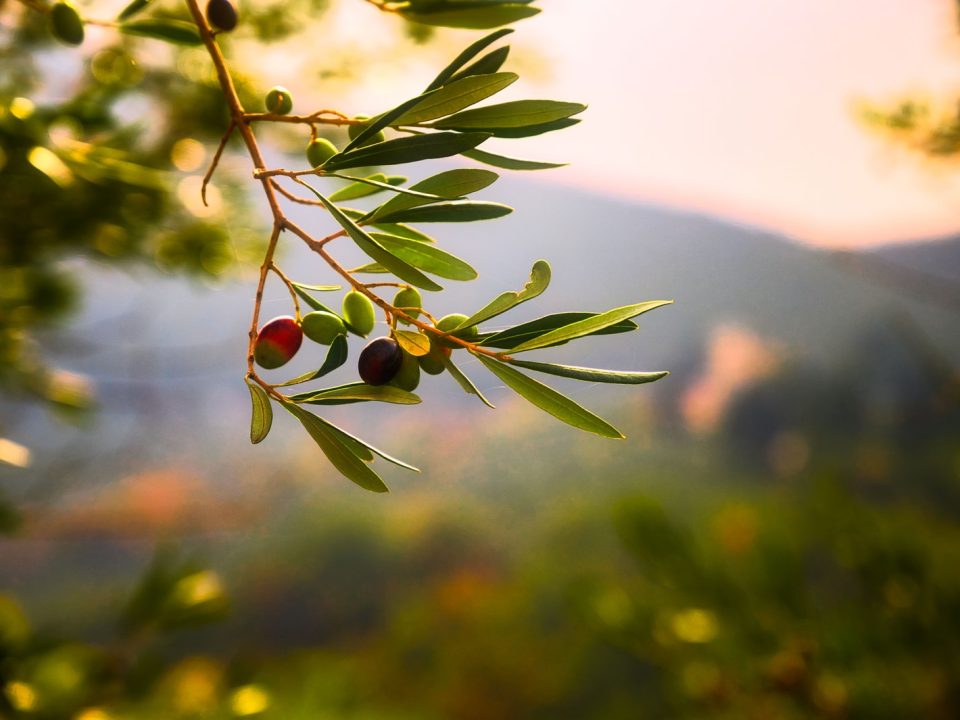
253 289 474 392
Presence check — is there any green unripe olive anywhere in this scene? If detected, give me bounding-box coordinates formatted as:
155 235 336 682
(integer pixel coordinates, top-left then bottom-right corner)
419 338 450 375
390 349 421 392
50 1 84 46
342 290 376 336
265 86 293 115
358 337 403 386
254 316 303 369
301 311 346 345
306 137 337 168
347 116 386 146
206 0 238 31
436 313 478 346
393 287 422 323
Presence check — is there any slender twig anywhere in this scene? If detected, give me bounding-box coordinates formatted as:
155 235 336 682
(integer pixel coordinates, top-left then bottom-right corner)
269 263 302 319
202 121 235 207
270 180 327 208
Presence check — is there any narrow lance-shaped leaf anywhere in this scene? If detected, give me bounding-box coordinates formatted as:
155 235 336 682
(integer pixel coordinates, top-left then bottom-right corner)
314 416 420 473
118 19 202 45
292 282 341 292
284 404 389 493
322 132 491 172
432 100 586 130
447 46 511 84
328 173 452 202
329 174 407 202
370 222 435 243
371 233 477 281
510 300 673 353
457 260 551 329
371 168 498 220
476 355 624 439
425 28 514 91
395 73 518 126
290 382 421 405
504 359 670 385
117 0 152 21
292 285 338 315
276 334 349 387
372 201 512 225
297 182 443 292
339 92 441 154
467 118 581 139
246 379 272 444
442 355 496 409
462 148 566 171
481 312 638 349
399 4 541 30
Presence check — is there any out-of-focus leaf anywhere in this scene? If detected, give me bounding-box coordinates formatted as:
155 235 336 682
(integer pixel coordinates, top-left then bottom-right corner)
448 46 511 84
400 4 541 29
246 379 272 444
285 404 389 492
510 300 672 352
291 382 421 405
481 312 638 349
371 168 498 220
276 334 349 387
322 132 491 171
328 174 407 202
299 183 443 291
118 19 202 45
433 100 586 129
395 73 517 125
372 200 512 224
117 0 152 21
441 355 495 408
504 359 670 385
458 260 550 329
476 355 624 438
372 233 477 280
462 148 566 170
394 330 431 357
425 28 514 91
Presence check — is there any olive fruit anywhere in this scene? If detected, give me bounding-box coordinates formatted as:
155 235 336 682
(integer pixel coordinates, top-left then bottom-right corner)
390 349 421 392
306 138 337 168
301 311 346 345
358 337 403 386
347 116 386 147
418 339 450 375
342 290 375 336
254 316 302 369
50 1 84 46
265 86 293 115
393 287 422 323
206 0 238 31
436 313 478 346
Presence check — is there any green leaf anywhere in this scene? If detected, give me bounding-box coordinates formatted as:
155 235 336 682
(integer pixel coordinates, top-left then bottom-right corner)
467 118 581 139
329 173 406 202
328 172 450 202
476 355 623 438
371 169 498 220
441 355 495 409
394 330 431 357
371 233 477 281
350 262 388 274
370 222 435 243
339 93 438 154
292 285 338 315
458 260 550 329
504 359 670 385
426 28 513 91
510 301 673 353
276 334 349 387
297 183 443 292
292 282 341 292
315 417 420 473
481 312 638 349
322 132 491 172
447 46 511 84
246 379 272 444
395 73 518 126
372 201 512 224
400 4 541 29
118 19 202 46
285 404 389 492
432 100 586 129
462 148 566 171
117 0 152 21
291 382 421 405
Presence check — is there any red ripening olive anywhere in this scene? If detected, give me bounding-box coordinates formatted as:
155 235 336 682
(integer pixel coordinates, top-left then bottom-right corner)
206 0 238 32
358 337 403 386
254 316 302 369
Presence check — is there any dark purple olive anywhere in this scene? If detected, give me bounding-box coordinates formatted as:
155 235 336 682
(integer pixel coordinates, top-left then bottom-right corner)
206 0 237 31
358 337 403 386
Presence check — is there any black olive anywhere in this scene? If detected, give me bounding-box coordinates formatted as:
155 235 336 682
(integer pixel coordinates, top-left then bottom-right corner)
358 337 403 386
206 0 238 32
